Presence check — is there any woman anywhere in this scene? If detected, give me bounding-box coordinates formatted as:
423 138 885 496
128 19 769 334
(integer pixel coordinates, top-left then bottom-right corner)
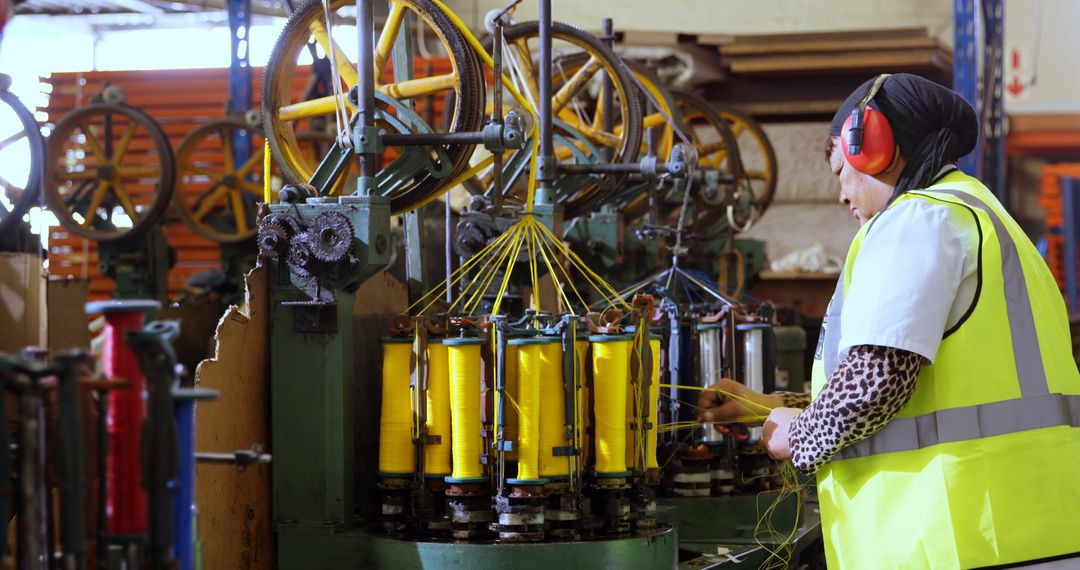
699 73 1080 569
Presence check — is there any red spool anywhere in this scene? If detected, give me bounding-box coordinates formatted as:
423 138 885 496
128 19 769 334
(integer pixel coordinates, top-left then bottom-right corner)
101 309 148 535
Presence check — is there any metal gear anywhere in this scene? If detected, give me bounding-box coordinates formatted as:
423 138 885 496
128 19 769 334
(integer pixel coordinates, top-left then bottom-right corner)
307 211 354 263
262 212 304 236
257 224 289 258
286 233 324 278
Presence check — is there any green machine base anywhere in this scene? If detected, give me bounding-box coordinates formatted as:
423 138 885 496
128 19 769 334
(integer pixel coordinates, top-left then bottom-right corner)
277 526 678 570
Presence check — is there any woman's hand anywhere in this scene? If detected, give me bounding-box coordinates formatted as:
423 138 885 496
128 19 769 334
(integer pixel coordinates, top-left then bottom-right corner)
762 407 801 460
696 378 780 427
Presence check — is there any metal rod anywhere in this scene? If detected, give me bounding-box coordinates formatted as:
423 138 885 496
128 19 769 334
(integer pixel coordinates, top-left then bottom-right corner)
381 131 487 146
445 196 454 305
493 318 507 497
558 162 678 175
356 0 379 185
16 377 47 570
536 0 554 191
492 24 504 211
95 393 109 570
601 18 614 163
194 452 272 465
56 352 90 570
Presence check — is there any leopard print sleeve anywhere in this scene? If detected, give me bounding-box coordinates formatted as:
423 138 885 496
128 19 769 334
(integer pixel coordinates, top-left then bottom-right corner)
787 345 922 474
777 392 812 409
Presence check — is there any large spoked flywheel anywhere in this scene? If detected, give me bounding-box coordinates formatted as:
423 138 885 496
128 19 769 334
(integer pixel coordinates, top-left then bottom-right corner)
262 0 485 214
45 101 175 242
174 118 267 243
473 21 642 219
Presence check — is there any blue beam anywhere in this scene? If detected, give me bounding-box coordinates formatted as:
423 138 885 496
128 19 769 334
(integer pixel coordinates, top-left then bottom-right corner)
954 0 980 177
227 0 252 179
1063 177 1080 313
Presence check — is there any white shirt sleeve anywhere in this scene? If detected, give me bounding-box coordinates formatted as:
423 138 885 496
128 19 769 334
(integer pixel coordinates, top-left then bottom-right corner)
838 198 973 363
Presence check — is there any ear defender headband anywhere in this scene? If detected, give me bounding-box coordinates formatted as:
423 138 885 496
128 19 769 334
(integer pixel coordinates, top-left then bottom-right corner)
841 73 895 175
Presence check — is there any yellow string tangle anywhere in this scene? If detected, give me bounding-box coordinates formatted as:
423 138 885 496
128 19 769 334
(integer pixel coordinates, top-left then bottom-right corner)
378 338 415 475
406 216 634 319
445 338 486 480
424 340 452 477
591 333 633 475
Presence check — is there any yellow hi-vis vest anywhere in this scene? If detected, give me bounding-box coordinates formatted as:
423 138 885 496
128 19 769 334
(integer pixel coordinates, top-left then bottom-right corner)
810 170 1080 569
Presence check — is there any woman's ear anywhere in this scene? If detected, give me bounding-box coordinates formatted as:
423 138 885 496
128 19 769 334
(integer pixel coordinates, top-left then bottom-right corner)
884 145 903 174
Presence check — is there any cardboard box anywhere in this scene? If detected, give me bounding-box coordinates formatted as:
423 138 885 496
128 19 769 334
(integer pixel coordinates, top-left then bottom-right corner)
0 252 47 353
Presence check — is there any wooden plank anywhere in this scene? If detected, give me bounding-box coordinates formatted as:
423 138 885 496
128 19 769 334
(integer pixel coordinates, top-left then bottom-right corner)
1008 114 1080 133
720 36 937 56
724 27 928 45
194 262 273 570
728 48 949 74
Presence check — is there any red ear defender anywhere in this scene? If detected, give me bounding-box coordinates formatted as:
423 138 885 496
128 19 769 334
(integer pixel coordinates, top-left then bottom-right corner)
841 107 895 175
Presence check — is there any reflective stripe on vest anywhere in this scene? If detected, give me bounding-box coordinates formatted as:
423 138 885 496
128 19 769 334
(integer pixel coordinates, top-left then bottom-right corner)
834 187 1060 461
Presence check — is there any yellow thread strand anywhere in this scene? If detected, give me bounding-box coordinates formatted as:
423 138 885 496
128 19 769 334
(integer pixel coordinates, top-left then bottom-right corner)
503 344 520 461
454 225 521 314
379 340 415 474
538 340 568 477
488 222 529 316
646 338 661 470
424 341 452 475
262 140 272 204
534 223 589 309
576 340 590 469
447 341 485 479
657 383 775 415
592 336 631 474
411 221 519 315
459 225 523 315
515 342 542 480
485 223 527 316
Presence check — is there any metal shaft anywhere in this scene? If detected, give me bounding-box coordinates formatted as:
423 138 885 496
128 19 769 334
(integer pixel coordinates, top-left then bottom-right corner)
601 18 615 163
356 0 378 186
17 379 47 570
56 352 90 570
492 24 504 210
536 0 554 191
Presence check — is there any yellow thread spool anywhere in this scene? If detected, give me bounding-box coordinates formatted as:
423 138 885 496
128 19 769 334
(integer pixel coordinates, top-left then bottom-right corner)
445 337 487 482
590 334 633 476
509 338 545 482
575 339 590 470
538 339 568 478
504 344 520 461
424 340 452 476
379 338 415 475
647 338 661 470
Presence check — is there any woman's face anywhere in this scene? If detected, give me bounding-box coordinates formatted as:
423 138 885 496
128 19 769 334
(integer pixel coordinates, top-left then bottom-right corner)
828 137 897 225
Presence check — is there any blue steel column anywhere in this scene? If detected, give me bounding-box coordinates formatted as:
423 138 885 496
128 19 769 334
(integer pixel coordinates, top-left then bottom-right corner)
982 0 1006 202
954 0 1006 202
1062 177 1080 312
954 0 980 176
227 0 253 174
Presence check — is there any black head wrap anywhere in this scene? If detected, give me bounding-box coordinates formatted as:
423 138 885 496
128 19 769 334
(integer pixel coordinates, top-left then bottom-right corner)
829 73 979 197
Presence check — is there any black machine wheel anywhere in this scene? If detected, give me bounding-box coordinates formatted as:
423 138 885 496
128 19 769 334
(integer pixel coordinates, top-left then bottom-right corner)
0 86 45 234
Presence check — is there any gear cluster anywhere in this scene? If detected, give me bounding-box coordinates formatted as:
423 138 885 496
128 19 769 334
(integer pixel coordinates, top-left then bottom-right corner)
258 211 356 278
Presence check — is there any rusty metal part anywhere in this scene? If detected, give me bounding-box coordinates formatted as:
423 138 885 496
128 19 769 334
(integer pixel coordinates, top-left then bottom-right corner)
307 211 354 263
